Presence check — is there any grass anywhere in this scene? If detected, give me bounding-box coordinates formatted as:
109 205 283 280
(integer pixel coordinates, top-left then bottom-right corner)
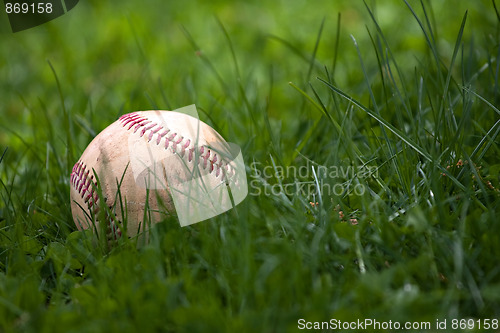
1 0 499 332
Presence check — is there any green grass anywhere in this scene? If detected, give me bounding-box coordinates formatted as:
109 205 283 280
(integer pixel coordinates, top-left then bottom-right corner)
1 0 500 332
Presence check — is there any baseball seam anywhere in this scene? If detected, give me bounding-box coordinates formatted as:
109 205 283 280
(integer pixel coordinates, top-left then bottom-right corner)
119 112 234 181
70 112 236 213
70 160 99 213
70 161 124 239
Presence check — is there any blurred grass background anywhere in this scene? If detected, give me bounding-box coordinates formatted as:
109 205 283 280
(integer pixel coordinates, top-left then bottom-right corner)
1 0 500 332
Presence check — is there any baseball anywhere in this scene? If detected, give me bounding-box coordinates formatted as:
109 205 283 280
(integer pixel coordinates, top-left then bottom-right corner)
69 109 242 241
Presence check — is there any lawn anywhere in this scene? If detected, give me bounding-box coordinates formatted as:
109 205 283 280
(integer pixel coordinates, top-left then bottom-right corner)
1 0 499 332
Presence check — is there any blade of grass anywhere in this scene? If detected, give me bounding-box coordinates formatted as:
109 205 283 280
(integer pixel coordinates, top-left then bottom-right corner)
288 82 340 133
351 34 411 198
181 25 228 93
363 3 412 122
306 17 325 83
216 16 240 80
331 13 341 77
318 77 467 191
460 86 500 163
157 78 172 110
0 147 6 164
47 60 73 171
267 35 309 64
289 81 364 164
493 0 500 22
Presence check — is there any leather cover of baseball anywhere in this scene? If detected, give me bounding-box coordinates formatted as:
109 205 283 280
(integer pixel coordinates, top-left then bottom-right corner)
70 110 235 240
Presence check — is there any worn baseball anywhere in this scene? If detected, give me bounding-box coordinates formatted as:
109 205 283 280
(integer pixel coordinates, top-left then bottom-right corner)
70 110 237 241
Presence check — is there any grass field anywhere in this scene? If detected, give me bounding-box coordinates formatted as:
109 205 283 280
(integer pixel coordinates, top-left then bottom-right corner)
1 0 500 332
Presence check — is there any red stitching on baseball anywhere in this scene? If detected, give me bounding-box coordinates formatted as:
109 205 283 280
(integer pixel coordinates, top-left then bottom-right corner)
167 133 177 149
120 112 233 182
134 120 149 133
71 162 124 240
141 123 156 137
120 113 143 130
201 148 209 169
180 139 190 157
70 161 99 213
172 135 182 152
188 148 195 162
149 125 162 142
157 129 169 145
